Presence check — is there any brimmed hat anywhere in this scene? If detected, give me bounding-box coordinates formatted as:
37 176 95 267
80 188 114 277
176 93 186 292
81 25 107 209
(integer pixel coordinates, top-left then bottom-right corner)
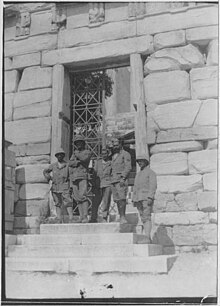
136 154 149 162
74 135 85 143
55 148 65 157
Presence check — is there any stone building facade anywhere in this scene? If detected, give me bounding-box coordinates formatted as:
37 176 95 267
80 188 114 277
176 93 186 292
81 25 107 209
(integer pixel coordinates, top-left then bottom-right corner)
4 2 218 252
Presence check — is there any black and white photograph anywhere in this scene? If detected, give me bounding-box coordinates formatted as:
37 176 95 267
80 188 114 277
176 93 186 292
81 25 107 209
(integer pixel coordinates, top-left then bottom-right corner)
1 1 218 304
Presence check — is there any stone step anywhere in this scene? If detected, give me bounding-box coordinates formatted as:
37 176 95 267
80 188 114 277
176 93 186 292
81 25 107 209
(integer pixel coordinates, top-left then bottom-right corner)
8 243 162 258
17 233 149 246
6 255 177 274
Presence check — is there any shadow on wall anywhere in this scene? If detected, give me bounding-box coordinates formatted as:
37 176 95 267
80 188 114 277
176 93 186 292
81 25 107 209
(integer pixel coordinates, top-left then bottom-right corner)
152 225 175 255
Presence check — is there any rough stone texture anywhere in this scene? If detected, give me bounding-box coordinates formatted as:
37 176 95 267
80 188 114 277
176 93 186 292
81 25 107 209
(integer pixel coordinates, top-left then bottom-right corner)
190 66 218 100
209 212 217 224
5 189 15 215
206 139 218 150
19 183 50 200
14 216 41 229
16 164 49 184
188 150 217 174
173 224 217 245
194 99 217 126
154 193 175 213
206 39 218 66
13 101 51 120
157 126 217 143
154 211 208 226
30 11 52 36
152 100 201 130
186 25 218 46
26 143 51 156
16 155 50 166
150 141 203 155
5 117 51 145
5 70 20 93
4 57 12 70
198 191 217 212
157 174 202 193
18 67 52 91
15 199 49 217
14 88 52 108
165 201 181 212
144 71 190 105
12 52 41 70
144 44 204 74
203 172 217 191
4 93 14 121
5 34 57 57
175 192 198 211
150 152 188 175
153 30 186 51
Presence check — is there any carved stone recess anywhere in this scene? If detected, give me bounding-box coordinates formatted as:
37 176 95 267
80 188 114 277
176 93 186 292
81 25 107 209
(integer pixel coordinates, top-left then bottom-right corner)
89 3 105 24
16 11 31 37
51 5 67 31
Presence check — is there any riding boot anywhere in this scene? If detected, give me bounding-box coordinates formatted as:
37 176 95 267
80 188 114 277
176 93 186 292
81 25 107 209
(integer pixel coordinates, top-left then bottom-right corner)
118 200 128 224
77 204 84 223
82 201 89 223
143 220 152 243
66 207 74 223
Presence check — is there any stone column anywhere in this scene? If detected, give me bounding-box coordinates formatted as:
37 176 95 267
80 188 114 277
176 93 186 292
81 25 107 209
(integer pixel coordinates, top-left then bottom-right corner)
130 53 149 159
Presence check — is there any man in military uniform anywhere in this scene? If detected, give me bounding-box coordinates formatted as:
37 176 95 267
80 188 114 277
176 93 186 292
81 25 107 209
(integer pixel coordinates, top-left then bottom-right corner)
132 155 157 243
43 149 73 223
111 138 131 224
69 135 92 223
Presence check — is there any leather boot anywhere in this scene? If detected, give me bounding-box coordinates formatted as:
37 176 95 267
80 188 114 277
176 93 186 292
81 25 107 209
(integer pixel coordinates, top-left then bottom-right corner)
82 201 89 223
118 200 128 224
77 204 84 223
143 220 152 243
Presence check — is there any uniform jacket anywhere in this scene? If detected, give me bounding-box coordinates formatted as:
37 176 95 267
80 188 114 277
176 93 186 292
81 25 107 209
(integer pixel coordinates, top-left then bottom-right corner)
94 158 112 188
43 161 69 193
111 149 131 184
132 166 157 202
69 149 91 182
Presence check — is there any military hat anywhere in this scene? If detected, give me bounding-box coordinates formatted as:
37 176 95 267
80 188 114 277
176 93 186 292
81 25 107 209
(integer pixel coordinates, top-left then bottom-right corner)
55 148 65 157
74 135 85 143
136 154 149 162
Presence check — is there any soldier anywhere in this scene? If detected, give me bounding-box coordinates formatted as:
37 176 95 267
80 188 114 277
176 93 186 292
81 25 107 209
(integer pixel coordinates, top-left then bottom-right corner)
43 149 73 223
111 138 131 224
132 155 157 243
69 135 92 223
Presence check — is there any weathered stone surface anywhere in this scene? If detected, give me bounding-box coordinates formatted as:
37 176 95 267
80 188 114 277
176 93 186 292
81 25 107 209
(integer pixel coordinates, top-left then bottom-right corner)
206 39 218 66
157 126 217 143
144 57 180 75
66 3 90 29
203 172 217 191
173 224 217 245
19 183 50 200
5 70 20 93
150 152 188 175
26 142 51 156
30 11 52 36
5 189 15 215
157 174 202 193
153 30 186 51
175 192 198 211
198 191 217 212
15 199 49 217
16 155 50 166
207 139 218 150
154 192 175 212
12 52 41 70
4 93 14 121
5 149 16 167
18 67 52 91
42 36 154 66
105 2 128 23
15 184 20 203
150 141 203 155
14 88 52 108
152 100 201 129
5 34 57 57
209 212 217 224
144 71 190 105
13 101 51 120
166 201 181 212
8 144 26 157
5 117 51 145
151 225 174 247
190 66 218 99
14 216 41 229
14 228 40 235
4 57 12 70
194 99 217 126
16 164 49 184
188 150 217 174
154 211 208 226
186 25 218 46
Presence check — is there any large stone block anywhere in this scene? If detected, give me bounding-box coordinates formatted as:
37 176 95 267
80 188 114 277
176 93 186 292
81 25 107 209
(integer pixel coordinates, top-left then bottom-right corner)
19 183 50 200
13 101 51 120
153 30 186 51
173 224 217 245
18 67 52 91
154 192 175 212
4 57 12 70
5 70 20 93
26 142 51 156
157 126 217 143
152 100 201 130
144 71 190 105
198 191 217 212
16 164 49 184
207 39 218 66
15 199 49 217
12 52 41 70
150 141 203 155
5 189 15 215
5 34 57 57
30 11 52 36
5 117 51 145
175 192 198 211
207 139 218 150
203 172 217 191
154 211 209 227
188 150 217 174
14 88 52 108
209 212 217 224
5 149 16 167
194 99 217 126
4 93 14 121
150 152 188 175
186 25 218 46
157 174 202 193
144 57 180 75
190 66 218 99
16 155 50 166
14 216 41 229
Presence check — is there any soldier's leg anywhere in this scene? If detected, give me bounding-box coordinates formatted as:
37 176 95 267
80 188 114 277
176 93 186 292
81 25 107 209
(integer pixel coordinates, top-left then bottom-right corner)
79 180 89 223
142 200 153 243
62 191 73 223
117 182 128 224
52 192 63 223
111 183 121 221
90 187 102 223
101 186 112 221
72 181 83 222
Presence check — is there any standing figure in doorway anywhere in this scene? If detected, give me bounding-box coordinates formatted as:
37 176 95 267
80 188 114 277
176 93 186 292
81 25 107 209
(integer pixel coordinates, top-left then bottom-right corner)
111 138 131 224
69 135 92 223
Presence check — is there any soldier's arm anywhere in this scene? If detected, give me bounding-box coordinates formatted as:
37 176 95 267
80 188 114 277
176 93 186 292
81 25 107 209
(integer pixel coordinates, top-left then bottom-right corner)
121 151 132 179
148 170 157 200
43 164 53 182
77 150 92 167
69 153 80 167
